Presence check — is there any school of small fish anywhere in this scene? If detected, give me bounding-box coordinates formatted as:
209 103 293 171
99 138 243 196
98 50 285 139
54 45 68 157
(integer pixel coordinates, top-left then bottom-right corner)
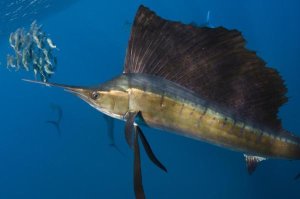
7 20 58 82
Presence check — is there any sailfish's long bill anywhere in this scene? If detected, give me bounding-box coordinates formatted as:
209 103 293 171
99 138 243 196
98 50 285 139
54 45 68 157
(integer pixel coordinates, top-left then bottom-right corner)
23 5 300 199
22 79 110 117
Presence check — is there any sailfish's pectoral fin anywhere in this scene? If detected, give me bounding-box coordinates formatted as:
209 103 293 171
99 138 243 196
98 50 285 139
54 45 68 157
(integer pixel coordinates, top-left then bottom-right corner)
125 111 139 149
136 125 167 172
125 111 167 172
244 154 266 175
103 115 125 155
125 111 167 198
125 111 145 199
133 124 145 199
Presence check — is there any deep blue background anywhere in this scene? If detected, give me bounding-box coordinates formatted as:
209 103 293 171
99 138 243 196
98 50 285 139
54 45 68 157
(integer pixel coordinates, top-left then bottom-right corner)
0 0 300 198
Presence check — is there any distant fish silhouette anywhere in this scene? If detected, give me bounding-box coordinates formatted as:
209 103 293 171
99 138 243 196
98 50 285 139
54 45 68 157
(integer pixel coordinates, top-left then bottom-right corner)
46 103 62 136
45 120 61 135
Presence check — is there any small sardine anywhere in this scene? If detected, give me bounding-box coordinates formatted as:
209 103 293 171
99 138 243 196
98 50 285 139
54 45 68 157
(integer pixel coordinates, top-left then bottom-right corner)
39 57 43 66
16 53 22 70
45 55 52 65
23 33 32 49
42 48 48 57
33 34 41 47
46 38 57 49
9 32 15 49
37 40 43 49
33 56 38 65
44 64 54 74
22 50 29 71
33 64 38 79
7 55 16 68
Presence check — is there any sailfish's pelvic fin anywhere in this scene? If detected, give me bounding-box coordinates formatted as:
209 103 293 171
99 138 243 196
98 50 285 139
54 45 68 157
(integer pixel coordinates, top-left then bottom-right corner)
136 125 167 172
244 154 266 175
133 125 145 199
125 111 167 172
125 111 139 149
124 111 167 198
125 111 145 199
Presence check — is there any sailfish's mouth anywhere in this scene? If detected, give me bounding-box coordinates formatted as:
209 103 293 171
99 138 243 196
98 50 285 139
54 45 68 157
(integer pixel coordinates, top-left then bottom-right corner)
22 79 90 100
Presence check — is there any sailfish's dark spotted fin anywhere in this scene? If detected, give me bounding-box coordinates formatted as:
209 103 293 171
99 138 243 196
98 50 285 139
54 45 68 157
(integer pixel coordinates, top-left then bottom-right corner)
244 154 266 175
124 5 288 131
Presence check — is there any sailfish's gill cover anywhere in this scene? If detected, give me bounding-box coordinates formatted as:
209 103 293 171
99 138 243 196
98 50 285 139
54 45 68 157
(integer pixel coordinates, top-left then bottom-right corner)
124 5 288 134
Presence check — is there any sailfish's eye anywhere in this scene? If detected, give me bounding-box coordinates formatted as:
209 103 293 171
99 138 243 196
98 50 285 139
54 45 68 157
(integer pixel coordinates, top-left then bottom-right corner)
91 91 99 100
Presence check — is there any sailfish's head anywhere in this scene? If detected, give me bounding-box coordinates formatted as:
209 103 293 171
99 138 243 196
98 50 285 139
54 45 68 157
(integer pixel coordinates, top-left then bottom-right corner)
23 79 129 120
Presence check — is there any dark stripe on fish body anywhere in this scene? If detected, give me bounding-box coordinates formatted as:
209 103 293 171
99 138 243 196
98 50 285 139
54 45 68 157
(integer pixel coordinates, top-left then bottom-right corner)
160 92 166 109
179 104 184 115
190 108 195 116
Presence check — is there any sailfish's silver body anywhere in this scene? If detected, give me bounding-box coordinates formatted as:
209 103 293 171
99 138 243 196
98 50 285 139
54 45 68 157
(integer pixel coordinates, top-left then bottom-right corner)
96 73 300 159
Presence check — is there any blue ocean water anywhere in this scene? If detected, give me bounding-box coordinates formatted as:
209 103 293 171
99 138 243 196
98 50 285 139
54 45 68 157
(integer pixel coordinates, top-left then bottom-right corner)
0 0 300 198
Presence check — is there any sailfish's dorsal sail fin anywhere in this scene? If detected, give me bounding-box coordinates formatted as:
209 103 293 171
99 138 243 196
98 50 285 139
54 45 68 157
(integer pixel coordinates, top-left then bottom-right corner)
124 5 288 131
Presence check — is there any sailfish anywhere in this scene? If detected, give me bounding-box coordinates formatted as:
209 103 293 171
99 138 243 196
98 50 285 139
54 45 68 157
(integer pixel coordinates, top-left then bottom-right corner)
23 5 300 199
